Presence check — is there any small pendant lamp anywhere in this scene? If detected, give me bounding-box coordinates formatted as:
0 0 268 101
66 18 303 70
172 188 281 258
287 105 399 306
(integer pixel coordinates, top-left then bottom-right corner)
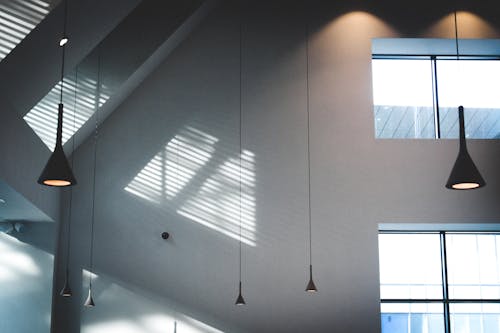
235 282 245 305
304 23 317 293
234 15 246 307
38 0 76 187
60 273 72 297
60 169 74 296
445 12 486 190
85 52 102 308
60 67 79 297
84 288 95 307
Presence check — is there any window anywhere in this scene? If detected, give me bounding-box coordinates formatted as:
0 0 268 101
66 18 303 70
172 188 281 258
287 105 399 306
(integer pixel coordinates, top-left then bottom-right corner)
379 231 500 333
372 39 500 139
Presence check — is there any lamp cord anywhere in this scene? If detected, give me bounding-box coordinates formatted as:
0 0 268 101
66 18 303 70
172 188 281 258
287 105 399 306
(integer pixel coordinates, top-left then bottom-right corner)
59 0 68 104
238 14 243 286
306 23 313 268
89 52 101 289
176 122 180 197
454 11 459 61
65 67 78 273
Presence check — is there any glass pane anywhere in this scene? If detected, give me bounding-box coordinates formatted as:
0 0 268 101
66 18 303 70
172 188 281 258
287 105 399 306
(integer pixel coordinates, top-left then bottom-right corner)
447 234 500 300
372 59 436 138
450 303 500 333
381 303 444 333
379 234 443 299
437 60 500 139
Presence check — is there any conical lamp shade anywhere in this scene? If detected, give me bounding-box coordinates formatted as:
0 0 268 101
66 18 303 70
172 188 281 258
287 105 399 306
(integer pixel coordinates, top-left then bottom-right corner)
446 106 485 190
84 289 95 307
235 282 246 305
60 279 72 297
306 277 317 292
235 292 246 305
38 103 77 186
305 265 317 292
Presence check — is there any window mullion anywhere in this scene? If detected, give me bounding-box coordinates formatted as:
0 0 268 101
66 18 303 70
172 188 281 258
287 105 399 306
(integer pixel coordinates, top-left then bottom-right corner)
440 231 451 333
431 56 441 139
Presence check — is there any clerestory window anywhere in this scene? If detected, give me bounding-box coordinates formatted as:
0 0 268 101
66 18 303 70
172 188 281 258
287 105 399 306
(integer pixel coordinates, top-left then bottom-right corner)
372 39 500 139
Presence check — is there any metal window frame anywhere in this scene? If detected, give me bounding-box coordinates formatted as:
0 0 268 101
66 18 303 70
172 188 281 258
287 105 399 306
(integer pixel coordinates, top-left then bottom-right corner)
379 230 500 333
371 56 500 140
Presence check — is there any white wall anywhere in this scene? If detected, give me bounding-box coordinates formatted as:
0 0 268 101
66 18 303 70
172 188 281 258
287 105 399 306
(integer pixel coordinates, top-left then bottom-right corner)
0 103 60 221
80 272 228 333
54 1 500 332
0 230 54 333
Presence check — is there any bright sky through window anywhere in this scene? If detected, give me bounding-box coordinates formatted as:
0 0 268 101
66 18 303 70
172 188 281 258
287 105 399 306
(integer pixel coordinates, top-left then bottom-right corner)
379 233 443 299
372 59 433 107
437 60 500 108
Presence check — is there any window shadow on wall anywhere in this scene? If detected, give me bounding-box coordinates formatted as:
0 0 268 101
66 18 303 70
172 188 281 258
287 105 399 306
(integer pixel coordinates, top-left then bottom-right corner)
24 62 111 151
124 125 257 247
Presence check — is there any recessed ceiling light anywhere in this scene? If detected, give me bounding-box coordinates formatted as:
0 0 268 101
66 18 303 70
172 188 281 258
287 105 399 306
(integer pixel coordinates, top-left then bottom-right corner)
59 37 68 47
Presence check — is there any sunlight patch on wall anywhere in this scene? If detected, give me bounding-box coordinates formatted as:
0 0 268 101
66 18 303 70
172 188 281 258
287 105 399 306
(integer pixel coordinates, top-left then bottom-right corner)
83 320 141 333
125 126 257 246
0 230 53 332
0 0 58 61
83 269 99 282
125 127 218 204
24 67 110 150
83 314 224 333
177 150 256 247
0 233 41 282
81 274 225 333
141 314 224 333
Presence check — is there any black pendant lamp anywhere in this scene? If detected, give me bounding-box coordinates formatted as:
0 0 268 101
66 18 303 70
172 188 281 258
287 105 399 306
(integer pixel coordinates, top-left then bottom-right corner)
84 288 95 307
235 282 245 305
60 271 72 297
84 140 97 308
60 67 79 297
304 23 317 293
234 16 246 307
446 106 486 189
306 265 317 292
38 0 76 187
445 12 486 190
85 53 101 309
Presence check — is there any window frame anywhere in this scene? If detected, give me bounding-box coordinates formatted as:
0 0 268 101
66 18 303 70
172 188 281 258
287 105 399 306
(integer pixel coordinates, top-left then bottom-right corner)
372 37 500 140
372 55 500 140
379 230 500 333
